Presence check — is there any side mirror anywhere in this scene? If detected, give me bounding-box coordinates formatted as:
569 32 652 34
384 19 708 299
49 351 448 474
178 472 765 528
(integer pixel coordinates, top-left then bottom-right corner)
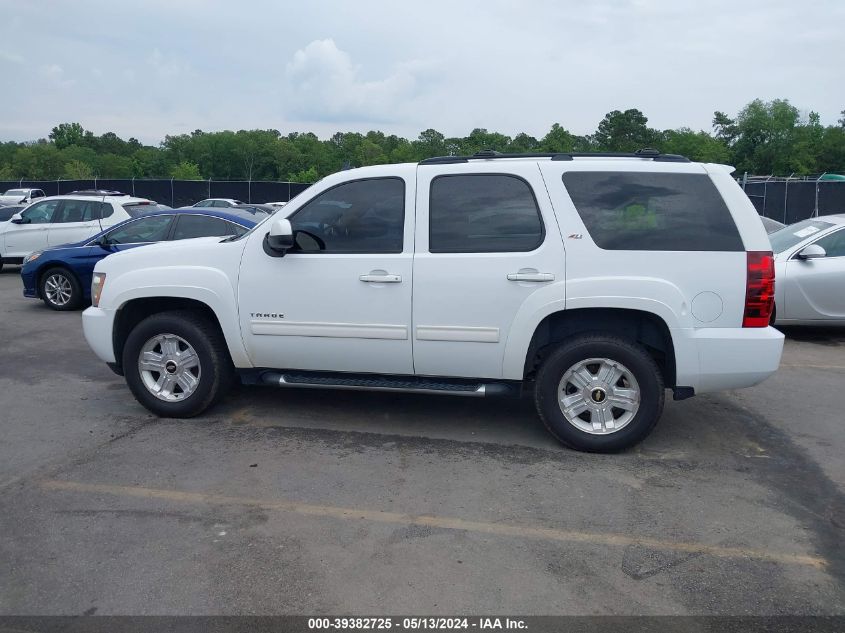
9 213 25 224
796 244 826 260
263 218 295 257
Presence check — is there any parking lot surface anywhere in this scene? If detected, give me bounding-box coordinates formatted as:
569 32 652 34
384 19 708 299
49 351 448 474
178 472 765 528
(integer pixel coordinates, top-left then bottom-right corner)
0 268 843 615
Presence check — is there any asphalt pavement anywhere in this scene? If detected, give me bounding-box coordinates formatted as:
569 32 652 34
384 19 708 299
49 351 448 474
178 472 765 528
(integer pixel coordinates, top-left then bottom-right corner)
0 267 843 615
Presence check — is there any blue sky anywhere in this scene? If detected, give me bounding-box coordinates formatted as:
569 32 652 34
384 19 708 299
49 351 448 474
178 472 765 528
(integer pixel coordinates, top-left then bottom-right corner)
1 0 843 143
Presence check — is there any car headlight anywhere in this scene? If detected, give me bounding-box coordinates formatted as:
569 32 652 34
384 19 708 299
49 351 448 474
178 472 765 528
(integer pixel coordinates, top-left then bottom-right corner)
91 273 106 307
23 251 43 264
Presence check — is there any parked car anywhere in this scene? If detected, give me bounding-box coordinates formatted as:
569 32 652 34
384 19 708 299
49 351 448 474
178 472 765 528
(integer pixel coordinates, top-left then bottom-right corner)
760 215 785 234
0 191 158 271
264 201 288 208
232 203 275 217
81 149 783 452
21 208 259 311
768 215 845 325
188 198 243 208
0 188 46 206
0 205 25 223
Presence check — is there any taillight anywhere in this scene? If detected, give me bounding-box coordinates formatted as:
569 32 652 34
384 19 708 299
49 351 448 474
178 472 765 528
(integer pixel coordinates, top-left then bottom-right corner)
743 251 775 327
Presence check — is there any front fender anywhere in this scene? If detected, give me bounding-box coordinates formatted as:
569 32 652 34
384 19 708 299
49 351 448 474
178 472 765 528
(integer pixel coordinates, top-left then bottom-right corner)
106 266 251 367
501 276 686 379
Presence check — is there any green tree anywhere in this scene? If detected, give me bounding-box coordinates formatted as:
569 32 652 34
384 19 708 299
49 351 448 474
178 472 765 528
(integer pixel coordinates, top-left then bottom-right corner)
660 128 730 163
594 109 657 152
63 159 94 179
49 123 86 150
170 161 203 180
288 166 318 183
731 98 800 174
540 124 576 152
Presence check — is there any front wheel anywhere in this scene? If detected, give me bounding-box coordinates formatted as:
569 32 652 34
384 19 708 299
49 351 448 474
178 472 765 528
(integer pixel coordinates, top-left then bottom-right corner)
122 310 233 418
534 334 665 453
40 267 83 310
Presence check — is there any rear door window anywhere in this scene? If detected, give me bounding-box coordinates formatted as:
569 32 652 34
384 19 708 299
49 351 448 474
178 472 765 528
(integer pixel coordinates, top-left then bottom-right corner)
171 214 233 240
429 174 544 253
562 172 744 251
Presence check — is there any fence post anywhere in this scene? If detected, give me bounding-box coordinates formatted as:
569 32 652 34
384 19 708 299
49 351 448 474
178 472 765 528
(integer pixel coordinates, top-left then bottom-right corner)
171 178 175 207
208 178 211 199
248 178 251 203
287 182 291 202
814 173 825 218
131 176 135 197
741 172 747 190
762 176 771 218
56 178 60 195
783 173 794 223
94 176 97 191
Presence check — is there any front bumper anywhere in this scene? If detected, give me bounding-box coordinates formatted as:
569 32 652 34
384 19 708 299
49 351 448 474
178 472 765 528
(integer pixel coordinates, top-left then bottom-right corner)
674 326 784 394
82 306 117 364
20 267 38 299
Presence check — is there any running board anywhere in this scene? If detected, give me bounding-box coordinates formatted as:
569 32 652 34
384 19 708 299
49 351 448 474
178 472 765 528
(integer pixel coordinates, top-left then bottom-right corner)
258 371 517 397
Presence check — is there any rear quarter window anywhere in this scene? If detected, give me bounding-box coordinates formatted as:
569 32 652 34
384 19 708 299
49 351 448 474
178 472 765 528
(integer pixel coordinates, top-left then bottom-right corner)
562 172 743 252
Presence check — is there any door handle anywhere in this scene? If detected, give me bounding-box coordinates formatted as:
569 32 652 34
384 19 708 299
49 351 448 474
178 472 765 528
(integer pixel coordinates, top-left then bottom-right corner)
360 273 402 283
507 272 555 282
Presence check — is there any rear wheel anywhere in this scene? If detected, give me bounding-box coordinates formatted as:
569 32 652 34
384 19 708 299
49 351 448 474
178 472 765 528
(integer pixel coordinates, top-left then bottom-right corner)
40 267 83 310
122 310 233 418
534 334 665 452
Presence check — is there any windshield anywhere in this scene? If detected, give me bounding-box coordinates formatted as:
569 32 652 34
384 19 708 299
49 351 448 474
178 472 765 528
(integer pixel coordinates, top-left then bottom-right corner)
769 219 834 253
3 189 26 197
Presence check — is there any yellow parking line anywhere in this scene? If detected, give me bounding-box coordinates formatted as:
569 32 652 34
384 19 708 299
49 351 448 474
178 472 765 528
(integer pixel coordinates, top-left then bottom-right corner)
781 363 845 370
40 479 826 569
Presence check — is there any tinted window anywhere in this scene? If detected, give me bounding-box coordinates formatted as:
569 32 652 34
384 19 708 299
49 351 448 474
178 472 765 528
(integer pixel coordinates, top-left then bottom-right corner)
172 215 232 240
769 219 834 254
429 175 543 253
562 172 743 251
21 200 60 224
814 228 845 257
231 224 249 237
289 178 405 253
104 216 174 244
33 190 45 198
54 200 88 223
0 206 23 221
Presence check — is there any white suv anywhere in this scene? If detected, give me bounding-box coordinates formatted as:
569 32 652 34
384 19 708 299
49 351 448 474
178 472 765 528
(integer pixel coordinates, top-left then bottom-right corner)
0 190 156 269
82 150 784 452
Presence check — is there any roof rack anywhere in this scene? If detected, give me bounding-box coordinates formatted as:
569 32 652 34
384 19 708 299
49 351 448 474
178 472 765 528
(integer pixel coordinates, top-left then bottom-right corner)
419 148 690 165
69 189 128 197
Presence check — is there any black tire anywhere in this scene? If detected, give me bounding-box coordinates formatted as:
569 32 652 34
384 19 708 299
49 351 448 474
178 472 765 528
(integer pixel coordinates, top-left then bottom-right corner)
39 267 83 311
122 310 234 418
534 334 665 453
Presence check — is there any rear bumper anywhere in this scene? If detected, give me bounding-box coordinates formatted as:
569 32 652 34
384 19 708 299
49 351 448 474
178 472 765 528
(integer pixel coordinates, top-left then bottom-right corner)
674 326 784 394
82 306 117 364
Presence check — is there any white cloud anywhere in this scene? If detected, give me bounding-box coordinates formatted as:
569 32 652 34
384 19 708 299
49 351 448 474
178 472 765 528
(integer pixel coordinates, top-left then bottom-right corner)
0 50 24 65
283 39 424 123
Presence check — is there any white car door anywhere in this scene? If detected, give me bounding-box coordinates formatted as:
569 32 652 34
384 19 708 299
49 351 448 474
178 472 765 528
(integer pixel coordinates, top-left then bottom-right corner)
784 227 845 321
1 199 60 258
238 175 415 374
413 162 566 379
47 200 105 247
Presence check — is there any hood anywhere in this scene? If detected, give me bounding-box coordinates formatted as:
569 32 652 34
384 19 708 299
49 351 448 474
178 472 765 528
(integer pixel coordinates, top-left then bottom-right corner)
0 195 27 203
93 236 227 271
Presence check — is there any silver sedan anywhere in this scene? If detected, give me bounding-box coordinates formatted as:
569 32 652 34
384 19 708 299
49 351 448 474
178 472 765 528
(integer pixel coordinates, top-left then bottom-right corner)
769 214 845 325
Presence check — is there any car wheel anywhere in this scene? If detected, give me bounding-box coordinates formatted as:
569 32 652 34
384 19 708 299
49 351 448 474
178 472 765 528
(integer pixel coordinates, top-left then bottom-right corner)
122 310 234 418
534 334 665 453
40 267 83 310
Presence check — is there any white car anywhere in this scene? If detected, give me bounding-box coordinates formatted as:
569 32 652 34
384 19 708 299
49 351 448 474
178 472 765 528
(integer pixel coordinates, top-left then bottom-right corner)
188 198 243 208
0 188 46 206
264 201 288 208
82 149 784 452
0 190 156 270
769 215 845 325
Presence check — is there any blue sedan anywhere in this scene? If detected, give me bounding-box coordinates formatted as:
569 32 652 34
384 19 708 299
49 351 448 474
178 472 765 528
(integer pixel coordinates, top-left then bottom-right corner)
21 208 261 310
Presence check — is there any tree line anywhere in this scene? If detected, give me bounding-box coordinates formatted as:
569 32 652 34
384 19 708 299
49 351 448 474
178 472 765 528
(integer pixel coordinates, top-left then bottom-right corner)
1 98 843 183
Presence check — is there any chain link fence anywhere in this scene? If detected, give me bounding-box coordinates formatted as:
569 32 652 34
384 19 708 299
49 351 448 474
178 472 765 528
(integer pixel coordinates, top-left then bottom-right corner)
0 179 313 208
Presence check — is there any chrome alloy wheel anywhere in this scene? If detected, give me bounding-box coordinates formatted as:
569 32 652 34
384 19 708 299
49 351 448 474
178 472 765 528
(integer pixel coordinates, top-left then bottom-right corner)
557 358 641 435
44 273 73 306
138 334 202 402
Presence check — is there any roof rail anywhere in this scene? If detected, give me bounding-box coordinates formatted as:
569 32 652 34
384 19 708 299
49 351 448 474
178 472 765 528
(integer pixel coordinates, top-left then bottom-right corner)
419 148 690 165
68 189 128 196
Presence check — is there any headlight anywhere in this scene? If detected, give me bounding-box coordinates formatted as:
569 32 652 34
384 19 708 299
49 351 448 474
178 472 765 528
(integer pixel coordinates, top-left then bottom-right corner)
91 273 106 307
23 251 43 264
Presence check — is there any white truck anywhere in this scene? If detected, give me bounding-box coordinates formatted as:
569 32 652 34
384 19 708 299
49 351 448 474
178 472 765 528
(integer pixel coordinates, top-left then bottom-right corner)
82 150 784 452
